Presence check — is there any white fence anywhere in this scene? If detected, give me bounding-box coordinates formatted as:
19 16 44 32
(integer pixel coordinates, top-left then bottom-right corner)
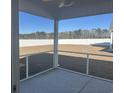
20 39 111 47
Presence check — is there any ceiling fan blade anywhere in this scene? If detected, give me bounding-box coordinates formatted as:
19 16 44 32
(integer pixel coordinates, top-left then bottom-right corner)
42 0 74 8
42 0 55 2
59 0 74 8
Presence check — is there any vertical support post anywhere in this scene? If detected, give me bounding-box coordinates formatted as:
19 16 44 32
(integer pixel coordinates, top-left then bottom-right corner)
53 19 59 68
11 0 19 92
26 56 29 78
86 54 90 75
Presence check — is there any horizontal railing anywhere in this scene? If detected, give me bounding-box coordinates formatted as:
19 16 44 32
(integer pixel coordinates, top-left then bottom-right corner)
20 50 53 80
19 50 112 80
58 50 112 76
58 50 113 57
20 50 52 57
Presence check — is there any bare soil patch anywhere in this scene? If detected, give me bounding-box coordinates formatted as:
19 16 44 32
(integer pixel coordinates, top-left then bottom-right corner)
19 44 113 80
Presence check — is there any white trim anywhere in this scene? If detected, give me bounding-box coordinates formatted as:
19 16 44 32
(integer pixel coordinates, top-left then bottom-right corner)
11 0 20 92
20 67 55 82
26 56 29 78
57 67 113 83
20 67 112 83
86 54 90 75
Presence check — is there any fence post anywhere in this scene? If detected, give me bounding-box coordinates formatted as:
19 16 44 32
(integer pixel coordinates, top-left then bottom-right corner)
26 55 29 78
86 54 90 75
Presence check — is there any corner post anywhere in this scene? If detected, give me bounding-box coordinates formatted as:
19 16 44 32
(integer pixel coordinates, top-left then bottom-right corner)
53 19 59 68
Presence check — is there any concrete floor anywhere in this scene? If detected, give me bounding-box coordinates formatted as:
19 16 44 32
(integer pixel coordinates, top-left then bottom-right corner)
20 68 112 93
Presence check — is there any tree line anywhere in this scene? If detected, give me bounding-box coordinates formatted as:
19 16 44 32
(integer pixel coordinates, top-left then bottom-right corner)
19 28 110 39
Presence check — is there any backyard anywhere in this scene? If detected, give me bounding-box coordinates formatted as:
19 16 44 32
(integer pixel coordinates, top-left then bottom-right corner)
19 41 113 80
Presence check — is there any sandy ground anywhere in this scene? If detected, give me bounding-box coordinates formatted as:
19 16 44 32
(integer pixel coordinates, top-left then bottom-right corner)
19 44 113 80
20 44 112 61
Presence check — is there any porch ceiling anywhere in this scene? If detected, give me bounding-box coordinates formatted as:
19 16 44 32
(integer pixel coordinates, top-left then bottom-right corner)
19 0 113 20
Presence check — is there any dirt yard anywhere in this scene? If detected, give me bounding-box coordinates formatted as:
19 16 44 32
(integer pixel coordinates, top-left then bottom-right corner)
19 44 113 80
20 44 112 61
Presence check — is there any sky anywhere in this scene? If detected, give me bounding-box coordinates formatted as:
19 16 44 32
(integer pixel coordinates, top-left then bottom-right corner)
19 12 112 34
